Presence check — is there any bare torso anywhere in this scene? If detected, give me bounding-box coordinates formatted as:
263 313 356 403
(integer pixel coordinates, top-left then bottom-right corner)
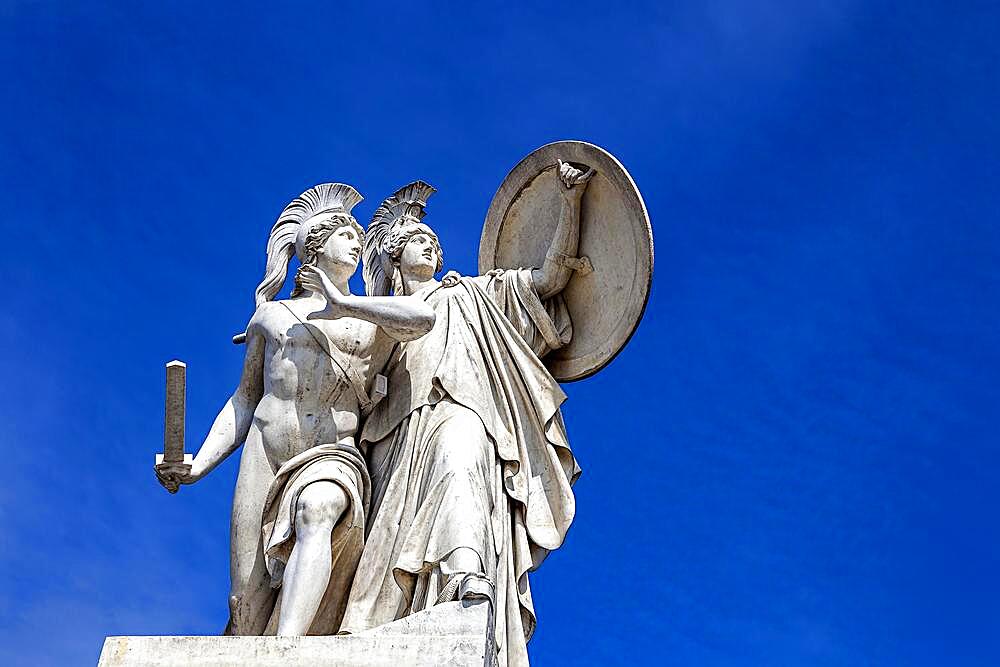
250 297 396 471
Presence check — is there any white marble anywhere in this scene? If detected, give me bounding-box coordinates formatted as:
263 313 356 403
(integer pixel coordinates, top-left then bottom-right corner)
144 144 652 667
154 183 436 636
334 160 592 667
479 141 654 381
98 599 491 667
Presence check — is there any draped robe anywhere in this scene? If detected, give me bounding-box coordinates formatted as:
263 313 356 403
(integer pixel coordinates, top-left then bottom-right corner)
341 269 581 666
255 444 369 635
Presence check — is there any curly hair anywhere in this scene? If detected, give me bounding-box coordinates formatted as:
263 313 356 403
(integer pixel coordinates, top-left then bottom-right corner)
291 212 365 297
385 221 444 273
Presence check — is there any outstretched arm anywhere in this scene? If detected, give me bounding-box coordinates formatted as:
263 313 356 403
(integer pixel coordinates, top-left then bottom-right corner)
300 266 436 341
155 318 266 491
531 160 594 300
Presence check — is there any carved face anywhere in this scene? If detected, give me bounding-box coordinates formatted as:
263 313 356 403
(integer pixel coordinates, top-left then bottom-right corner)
398 225 440 280
316 222 362 275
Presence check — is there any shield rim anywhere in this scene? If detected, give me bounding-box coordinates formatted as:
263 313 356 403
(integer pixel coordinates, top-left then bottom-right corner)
478 140 653 382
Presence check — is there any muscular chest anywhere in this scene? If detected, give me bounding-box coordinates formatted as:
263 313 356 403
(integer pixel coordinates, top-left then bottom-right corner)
273 316 376 379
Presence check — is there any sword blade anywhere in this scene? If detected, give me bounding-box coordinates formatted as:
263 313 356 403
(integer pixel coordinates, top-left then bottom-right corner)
163 360 186 463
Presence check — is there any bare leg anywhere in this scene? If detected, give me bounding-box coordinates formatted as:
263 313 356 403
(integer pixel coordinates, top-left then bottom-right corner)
227 429 276 635
276 481 348 636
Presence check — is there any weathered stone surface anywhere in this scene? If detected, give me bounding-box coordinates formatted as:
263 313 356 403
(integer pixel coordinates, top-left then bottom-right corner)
343 164 593 667
97 599 491 666
152 183 438 637
143 145 651 666
479 140 653 381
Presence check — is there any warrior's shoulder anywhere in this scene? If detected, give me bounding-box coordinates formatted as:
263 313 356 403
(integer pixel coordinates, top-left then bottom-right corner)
247 300 292 335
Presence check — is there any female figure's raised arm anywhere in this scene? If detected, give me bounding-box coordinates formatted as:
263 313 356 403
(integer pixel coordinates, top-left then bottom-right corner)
531 160 594 300
300 265 436 342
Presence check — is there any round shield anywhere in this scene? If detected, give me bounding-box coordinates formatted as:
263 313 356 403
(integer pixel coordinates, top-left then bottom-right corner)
479 141 653 382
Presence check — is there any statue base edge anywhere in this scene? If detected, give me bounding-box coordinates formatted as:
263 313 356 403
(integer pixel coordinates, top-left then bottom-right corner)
97 599 493 667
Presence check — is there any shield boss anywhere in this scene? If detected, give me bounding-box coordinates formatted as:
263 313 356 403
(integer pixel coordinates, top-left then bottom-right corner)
479 141 653 381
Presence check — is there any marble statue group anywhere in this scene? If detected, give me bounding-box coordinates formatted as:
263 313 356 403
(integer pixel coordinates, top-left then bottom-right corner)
154 142 652 666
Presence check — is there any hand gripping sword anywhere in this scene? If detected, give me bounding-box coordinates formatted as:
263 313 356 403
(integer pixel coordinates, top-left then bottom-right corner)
155 360 193 493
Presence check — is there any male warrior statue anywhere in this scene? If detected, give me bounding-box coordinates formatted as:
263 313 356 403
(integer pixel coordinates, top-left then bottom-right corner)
312 163 591 666
155 183 435 636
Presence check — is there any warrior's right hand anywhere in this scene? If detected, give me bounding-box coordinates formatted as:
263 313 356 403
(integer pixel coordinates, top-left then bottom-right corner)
154 462 199 494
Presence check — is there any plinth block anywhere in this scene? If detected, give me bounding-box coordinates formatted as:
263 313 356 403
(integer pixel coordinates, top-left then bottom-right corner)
98 599 492 666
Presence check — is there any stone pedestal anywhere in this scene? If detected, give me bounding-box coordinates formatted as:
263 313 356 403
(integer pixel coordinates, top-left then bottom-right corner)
98 599 493 666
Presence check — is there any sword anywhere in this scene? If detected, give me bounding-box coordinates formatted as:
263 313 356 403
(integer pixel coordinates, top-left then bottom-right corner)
155 360 193 493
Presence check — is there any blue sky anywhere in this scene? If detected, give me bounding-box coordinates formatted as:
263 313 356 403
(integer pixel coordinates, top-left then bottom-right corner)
1 1 997 664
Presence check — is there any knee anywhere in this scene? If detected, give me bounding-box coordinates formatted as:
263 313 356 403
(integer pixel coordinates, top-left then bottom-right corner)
434 415 490 474
294 482 347 532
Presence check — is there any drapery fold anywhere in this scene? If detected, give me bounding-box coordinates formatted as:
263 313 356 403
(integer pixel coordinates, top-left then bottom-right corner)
341 269 580 666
